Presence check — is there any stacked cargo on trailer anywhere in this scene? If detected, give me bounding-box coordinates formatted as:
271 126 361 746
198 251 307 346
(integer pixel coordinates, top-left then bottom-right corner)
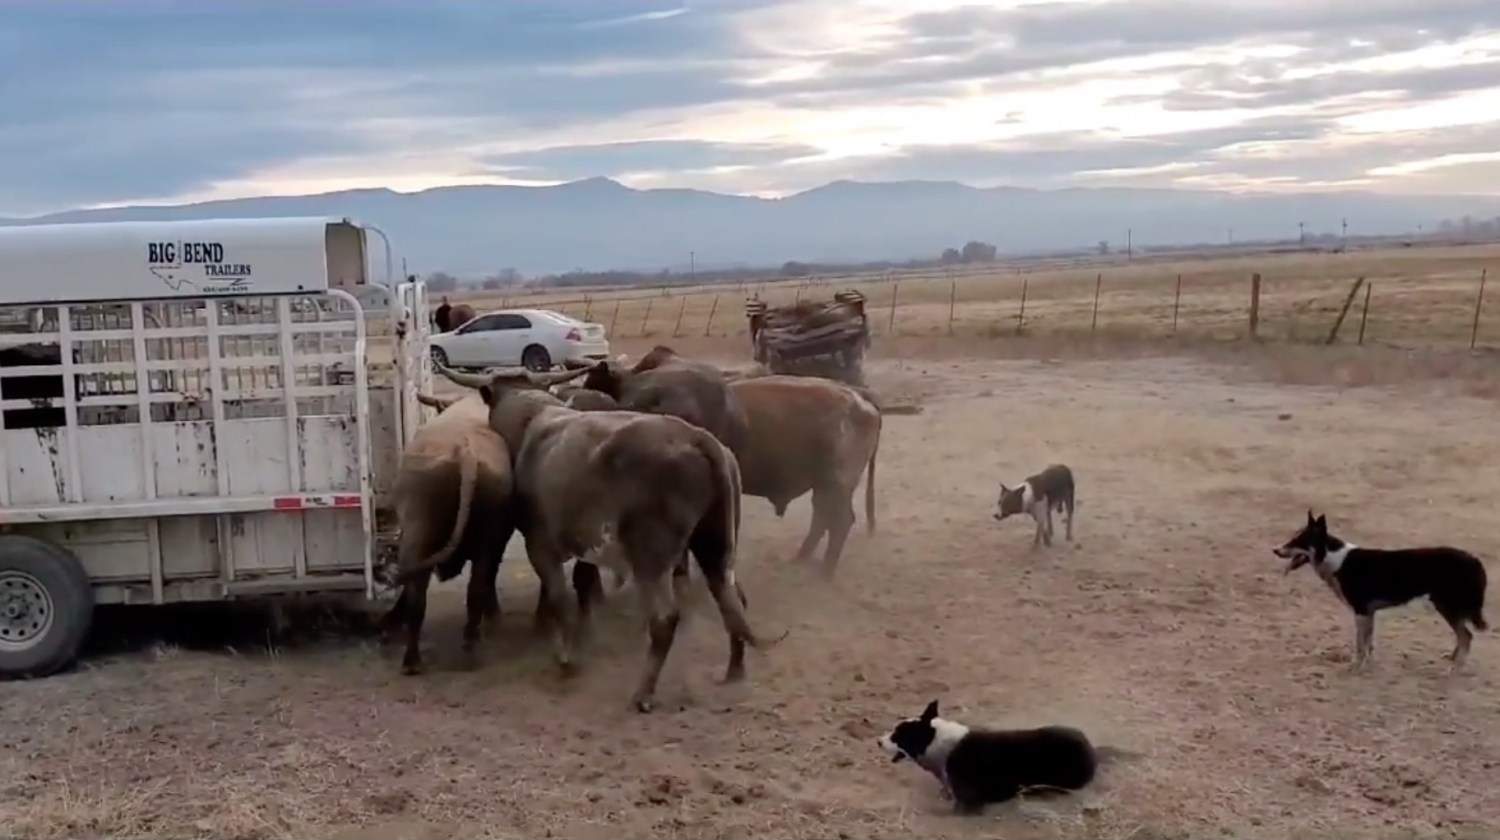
0 217 432 677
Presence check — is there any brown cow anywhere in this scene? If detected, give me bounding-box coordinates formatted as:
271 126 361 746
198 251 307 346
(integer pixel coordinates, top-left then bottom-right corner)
579 345 750 460
384 391 516 674
729 375 881 576
444 302 476 332
437 363 784 713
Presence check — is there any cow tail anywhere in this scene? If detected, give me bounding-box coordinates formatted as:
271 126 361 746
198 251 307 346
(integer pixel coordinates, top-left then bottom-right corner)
398 437 477 583
692 433 783 650
864 413 880 535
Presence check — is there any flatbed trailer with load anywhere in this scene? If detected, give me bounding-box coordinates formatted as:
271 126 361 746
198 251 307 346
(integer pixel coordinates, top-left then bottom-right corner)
0 216 434 677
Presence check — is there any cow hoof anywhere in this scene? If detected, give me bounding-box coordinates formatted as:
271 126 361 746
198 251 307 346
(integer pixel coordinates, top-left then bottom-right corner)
633 697 655 714
401 660 424 676
557 661 580 680
720 667 746 685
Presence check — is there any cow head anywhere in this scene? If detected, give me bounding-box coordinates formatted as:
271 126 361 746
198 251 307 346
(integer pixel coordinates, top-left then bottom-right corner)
435 363 590 447
580 359 629 398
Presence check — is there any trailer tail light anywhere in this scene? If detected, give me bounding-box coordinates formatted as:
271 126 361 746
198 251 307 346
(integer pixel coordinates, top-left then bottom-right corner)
565 328 581 341
272 494 363 511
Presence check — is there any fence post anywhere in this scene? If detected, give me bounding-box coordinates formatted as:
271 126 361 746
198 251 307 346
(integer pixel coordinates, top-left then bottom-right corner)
639 296 654 335
1090 273 1102 333
1017 277 1028 334
1324 277 1365 345
794 286 803 304
703 294 719 336
672 295 688 337
1471 268 1488 350
1171 274 1182 335
888 280 900 335
947 279 957 335
609 299 622 337
1357 282 1372 345
1248 273 1262 339
583 295 593 321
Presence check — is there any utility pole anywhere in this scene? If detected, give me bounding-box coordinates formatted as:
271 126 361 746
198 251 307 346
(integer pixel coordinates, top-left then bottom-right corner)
1126 228 1133 259
1298 221 1306 246
1341 218 1348 249
689 250 696 278
1227 228 1234 245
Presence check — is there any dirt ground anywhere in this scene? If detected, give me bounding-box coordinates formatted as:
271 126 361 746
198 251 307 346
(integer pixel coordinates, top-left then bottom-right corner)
4 338 1500 839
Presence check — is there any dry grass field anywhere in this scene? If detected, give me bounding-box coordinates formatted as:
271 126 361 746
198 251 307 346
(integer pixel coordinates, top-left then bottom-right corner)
457 243 1500 350
3 244 1500 839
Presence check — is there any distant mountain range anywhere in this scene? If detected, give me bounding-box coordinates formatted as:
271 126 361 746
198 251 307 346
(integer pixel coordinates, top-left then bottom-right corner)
4 178 1498 278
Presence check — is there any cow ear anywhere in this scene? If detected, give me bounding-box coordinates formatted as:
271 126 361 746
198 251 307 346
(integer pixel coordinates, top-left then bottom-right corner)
921 700 939 722
478 384 495 407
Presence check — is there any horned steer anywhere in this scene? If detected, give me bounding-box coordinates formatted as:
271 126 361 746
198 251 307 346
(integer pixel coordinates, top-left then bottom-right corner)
383 391 516 675
579 345 750 459
438 364 785 713
729 375 881 576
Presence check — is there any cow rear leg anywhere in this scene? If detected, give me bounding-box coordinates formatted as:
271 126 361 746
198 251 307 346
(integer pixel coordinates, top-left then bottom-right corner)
481 522 514 625
630 572 682 713
463 556 496 655
573 560 602 637
401 572 432 675
791 502 827 565
817 486 857 578
376 588 407 641
530 552 580 676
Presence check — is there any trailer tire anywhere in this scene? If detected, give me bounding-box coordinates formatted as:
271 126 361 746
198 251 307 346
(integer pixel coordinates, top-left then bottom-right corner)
0 535 94 679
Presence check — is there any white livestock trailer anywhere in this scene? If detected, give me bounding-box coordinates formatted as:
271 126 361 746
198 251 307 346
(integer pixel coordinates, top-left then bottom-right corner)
0 216 434 678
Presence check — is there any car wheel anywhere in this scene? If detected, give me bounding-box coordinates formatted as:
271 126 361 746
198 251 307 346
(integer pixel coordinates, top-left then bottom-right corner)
0 535 94 679
521 344 552 372
430 346 449 367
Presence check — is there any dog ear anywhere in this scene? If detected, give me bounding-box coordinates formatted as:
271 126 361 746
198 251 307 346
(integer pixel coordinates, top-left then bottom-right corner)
1306 509 1315 525
921 700 939 722
1314 514 1326 529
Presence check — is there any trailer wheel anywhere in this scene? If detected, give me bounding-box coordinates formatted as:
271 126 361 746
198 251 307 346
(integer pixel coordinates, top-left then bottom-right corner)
0 535 94 679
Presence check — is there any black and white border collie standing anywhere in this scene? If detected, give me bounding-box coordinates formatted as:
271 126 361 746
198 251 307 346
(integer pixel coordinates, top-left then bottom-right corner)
1274 511 1489 671
994 463 1075 549
877 699 1100 814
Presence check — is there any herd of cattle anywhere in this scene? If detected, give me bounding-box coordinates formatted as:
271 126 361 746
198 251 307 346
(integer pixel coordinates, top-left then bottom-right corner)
378 346 884 713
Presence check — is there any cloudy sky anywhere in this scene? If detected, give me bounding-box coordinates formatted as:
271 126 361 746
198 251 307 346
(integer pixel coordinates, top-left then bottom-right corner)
2 0 1499 217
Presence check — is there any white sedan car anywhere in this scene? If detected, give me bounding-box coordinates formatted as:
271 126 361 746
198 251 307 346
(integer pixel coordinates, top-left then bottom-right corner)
428 308 611 371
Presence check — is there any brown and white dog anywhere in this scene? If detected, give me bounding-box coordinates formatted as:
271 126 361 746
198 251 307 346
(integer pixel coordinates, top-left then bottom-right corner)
994 463 1076 549
1274 511 1489 671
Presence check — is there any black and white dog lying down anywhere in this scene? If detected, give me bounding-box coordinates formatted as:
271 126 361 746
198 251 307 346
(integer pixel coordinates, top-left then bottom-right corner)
878 699 1132 814
994 463 1076 549
1274 511 1489 671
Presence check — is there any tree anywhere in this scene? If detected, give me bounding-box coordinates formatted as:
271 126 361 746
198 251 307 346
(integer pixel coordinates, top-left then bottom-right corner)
940 247 963 265
426 271 459 292
781 260 812 278
960 240 997 263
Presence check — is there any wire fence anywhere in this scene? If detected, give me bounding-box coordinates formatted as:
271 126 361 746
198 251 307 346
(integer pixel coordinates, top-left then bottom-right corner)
458 258 1497 350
